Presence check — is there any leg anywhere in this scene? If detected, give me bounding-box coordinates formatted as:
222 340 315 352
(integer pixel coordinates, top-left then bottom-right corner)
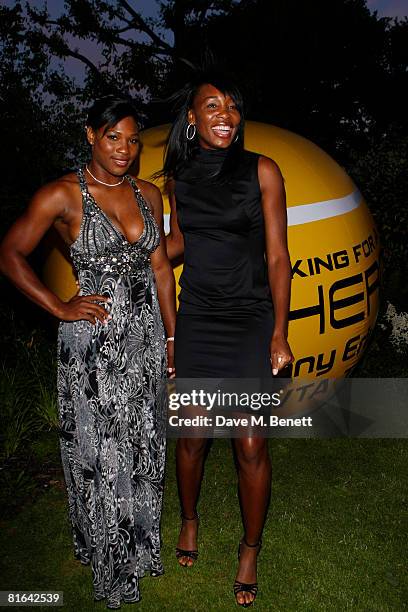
175 437 208 567
232 437 271 606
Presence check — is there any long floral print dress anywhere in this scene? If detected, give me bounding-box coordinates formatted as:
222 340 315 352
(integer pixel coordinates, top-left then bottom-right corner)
57 169 167 609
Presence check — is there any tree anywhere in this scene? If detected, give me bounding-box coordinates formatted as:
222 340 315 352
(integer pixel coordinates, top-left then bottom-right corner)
22 1 407 157
0 2 85 226
1 0 407 234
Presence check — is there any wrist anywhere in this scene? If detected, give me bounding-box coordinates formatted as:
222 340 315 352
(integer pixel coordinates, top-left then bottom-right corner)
272 330 287 341
50 299 66 320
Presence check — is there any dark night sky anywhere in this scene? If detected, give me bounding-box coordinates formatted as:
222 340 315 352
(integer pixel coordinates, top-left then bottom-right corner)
5 0 408 84
366 0 408 16
5 0 171 82
12 0 407 17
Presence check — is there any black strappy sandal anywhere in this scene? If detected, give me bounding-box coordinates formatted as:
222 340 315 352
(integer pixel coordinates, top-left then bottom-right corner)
233 538 262 607
175 512 199 567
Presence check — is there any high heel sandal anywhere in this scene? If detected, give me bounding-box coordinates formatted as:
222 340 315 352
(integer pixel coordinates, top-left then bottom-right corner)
233 538 262 608
175 512 199 567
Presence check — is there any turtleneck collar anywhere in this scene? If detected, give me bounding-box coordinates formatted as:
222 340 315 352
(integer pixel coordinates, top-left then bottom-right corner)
194 146 230 163
176 144 238 184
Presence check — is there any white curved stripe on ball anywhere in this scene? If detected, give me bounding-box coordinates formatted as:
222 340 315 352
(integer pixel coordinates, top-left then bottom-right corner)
287 189 361 226
163 189 361 234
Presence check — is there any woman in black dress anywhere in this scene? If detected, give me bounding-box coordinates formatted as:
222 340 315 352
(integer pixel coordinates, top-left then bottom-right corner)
164 73 293 607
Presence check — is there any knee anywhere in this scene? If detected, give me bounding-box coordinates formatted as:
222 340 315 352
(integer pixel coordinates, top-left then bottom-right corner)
235 438 269 468
177 438 207 460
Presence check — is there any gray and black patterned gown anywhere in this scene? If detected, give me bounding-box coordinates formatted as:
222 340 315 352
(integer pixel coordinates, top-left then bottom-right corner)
57 169 167 609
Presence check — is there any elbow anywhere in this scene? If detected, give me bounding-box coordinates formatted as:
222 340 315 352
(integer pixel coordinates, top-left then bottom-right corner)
267 253 292 283
268 251 291 270
0 244 23 279
152 259 174 281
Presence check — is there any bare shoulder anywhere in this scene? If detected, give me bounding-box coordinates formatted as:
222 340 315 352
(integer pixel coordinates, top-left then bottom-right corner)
258 155 284 183
133 177 163 212
30 172 79 213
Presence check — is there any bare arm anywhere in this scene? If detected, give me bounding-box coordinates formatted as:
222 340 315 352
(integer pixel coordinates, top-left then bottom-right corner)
141 181 177 373
258 156 294 374
165 180 184 261
0 181 109 323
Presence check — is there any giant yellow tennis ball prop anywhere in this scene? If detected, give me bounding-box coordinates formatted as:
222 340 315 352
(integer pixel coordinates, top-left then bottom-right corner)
43 122 379 379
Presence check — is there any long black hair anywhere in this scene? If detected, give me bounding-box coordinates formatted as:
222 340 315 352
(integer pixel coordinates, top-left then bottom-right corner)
86 95 139 134
159 71 245 182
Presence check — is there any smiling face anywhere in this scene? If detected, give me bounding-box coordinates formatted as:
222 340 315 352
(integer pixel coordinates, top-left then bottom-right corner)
187 83 241 150
86 115 140 178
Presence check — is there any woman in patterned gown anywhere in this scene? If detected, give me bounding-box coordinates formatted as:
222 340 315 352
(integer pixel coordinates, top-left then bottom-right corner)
0 96 176 609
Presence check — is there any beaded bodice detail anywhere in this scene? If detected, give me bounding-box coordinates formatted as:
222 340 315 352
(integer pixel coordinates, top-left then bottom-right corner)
70 168 160 275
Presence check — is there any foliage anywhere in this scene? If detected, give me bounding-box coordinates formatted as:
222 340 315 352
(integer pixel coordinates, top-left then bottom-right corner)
345 125 408 365
0 3 86 227
15 1 407 151
0 303 58 453
0 293 59 513
3 2 407 133
346 129 408 281
352 301 408 377
0 365 39 461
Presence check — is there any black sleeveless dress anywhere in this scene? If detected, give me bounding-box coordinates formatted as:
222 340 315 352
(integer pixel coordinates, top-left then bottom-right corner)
174 147 274 378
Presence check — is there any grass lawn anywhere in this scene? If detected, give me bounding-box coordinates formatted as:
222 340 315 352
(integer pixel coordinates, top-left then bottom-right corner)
1 438 407 612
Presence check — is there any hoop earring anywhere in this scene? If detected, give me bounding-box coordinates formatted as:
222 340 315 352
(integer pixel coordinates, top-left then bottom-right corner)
186 123 196 140
234 134 239 143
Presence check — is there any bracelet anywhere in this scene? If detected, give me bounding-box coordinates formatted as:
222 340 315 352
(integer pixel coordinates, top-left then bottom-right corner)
166 337 175 342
